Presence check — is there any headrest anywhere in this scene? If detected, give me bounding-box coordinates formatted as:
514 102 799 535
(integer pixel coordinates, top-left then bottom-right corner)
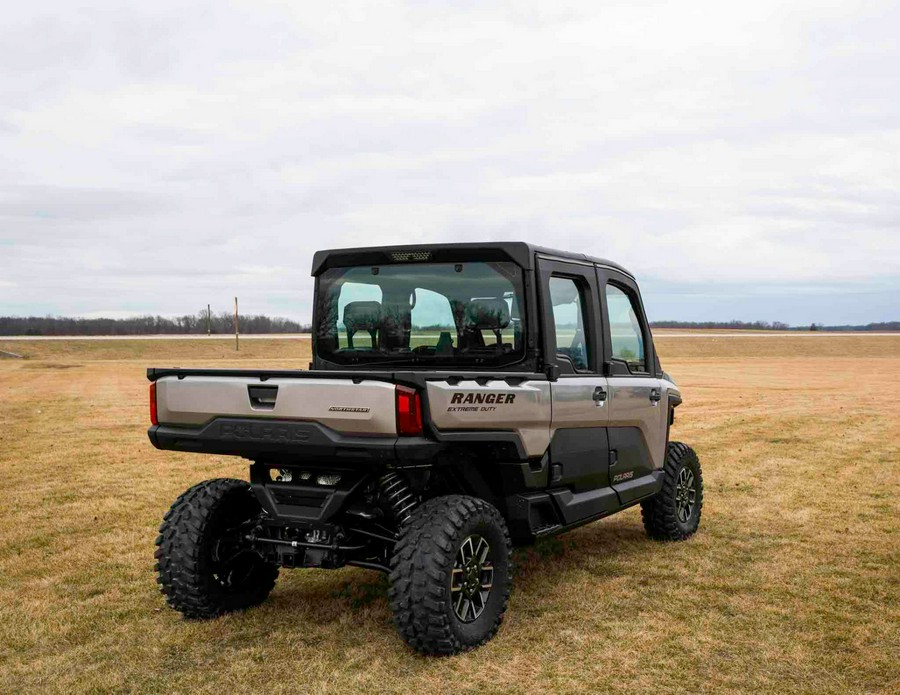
343 301 382 331
465 298 510 330
379 301 411 329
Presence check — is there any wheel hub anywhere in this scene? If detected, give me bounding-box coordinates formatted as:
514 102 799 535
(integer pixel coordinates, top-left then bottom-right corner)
212 535 265 591
450 534 494 622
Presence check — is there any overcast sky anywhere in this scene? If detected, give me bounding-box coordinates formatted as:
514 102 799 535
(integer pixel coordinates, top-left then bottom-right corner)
1 1 898 326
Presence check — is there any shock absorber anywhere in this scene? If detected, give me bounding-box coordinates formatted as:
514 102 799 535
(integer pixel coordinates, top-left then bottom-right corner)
378 472 418 526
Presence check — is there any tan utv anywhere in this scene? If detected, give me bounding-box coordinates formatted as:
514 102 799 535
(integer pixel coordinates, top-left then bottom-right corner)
149 242 703 655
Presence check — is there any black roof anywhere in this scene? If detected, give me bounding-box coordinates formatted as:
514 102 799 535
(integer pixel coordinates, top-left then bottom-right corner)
311 242 633 278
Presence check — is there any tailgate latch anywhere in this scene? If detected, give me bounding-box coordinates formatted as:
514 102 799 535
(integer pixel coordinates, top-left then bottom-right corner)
248 384 278 410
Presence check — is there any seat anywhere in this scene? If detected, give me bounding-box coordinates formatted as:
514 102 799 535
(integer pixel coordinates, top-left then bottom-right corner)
463 298 511 348
342 301 381 349
379 302 412 351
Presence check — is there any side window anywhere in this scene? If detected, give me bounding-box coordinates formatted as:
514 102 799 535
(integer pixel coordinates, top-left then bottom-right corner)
605 284 647 373
410 288 455 349
549 276 591 371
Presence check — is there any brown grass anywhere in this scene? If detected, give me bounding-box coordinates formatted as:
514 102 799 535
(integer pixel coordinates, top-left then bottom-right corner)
1 336 898 694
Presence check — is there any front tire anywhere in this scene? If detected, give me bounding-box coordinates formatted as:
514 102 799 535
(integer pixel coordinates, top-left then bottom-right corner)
155 478 278 619
641 442 704 541
388 495 512 655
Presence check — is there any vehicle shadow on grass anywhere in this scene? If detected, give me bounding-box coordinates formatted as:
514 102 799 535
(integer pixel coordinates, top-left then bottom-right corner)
512 517 652 591
251 517 652 635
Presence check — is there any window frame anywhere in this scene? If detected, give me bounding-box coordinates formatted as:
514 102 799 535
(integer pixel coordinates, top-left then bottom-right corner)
597 269 656 378
537 258 602 376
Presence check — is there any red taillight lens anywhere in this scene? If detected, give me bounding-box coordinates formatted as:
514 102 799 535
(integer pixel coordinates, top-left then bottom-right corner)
150 382 158 426
395 385 423 436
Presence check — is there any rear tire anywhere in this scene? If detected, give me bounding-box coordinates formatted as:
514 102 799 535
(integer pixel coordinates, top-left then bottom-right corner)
388 495 511 655
155 478 278 619
641 442 703 541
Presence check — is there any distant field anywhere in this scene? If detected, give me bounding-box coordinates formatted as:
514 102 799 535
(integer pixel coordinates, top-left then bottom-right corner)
1 335 898 693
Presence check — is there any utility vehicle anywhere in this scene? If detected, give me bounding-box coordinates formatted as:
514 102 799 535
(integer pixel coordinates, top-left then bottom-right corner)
150 242 703 655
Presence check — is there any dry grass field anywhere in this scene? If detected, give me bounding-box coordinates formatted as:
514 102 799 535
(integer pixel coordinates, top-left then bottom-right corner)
1 333 898 694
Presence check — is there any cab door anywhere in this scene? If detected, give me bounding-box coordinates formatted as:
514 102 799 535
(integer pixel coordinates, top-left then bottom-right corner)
596 267 666 504
538 257 618 523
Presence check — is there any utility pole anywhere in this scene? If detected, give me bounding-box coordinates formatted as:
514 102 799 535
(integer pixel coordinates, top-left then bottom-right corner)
234 297 239 351
207 304 211 336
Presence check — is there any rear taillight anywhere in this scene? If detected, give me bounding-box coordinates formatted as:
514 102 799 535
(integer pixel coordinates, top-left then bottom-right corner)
395 385 423 436
150 382 158 426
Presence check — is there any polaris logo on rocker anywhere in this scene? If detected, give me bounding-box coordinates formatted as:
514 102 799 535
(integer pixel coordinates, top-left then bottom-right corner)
448 392 516 412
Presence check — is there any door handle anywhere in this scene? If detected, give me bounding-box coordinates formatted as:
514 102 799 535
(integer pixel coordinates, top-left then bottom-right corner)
649 388 661 403
592 386 607 405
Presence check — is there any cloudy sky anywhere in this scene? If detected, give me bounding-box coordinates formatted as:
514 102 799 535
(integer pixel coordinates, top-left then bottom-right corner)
1 1 898 326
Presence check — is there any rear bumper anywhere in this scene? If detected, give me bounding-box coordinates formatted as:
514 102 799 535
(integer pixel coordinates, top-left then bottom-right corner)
148 417 442 464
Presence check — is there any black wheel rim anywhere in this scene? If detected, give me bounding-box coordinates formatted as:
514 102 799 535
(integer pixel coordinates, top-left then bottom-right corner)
675 466 697 524
450 534 494 623
212 537 263 592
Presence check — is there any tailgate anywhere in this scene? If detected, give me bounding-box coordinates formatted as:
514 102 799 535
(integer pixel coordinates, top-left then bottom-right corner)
154 374 397 436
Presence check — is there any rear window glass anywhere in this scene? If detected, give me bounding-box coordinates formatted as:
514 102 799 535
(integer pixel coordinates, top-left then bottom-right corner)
316 262 527 367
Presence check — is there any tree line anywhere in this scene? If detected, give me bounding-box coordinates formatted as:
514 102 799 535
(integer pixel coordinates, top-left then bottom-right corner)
0 312 310 336
650 320 899 332
0 315 895 336
650 320 792 330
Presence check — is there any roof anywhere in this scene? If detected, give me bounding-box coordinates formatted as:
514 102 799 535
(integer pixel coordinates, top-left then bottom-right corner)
310 242 633 278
